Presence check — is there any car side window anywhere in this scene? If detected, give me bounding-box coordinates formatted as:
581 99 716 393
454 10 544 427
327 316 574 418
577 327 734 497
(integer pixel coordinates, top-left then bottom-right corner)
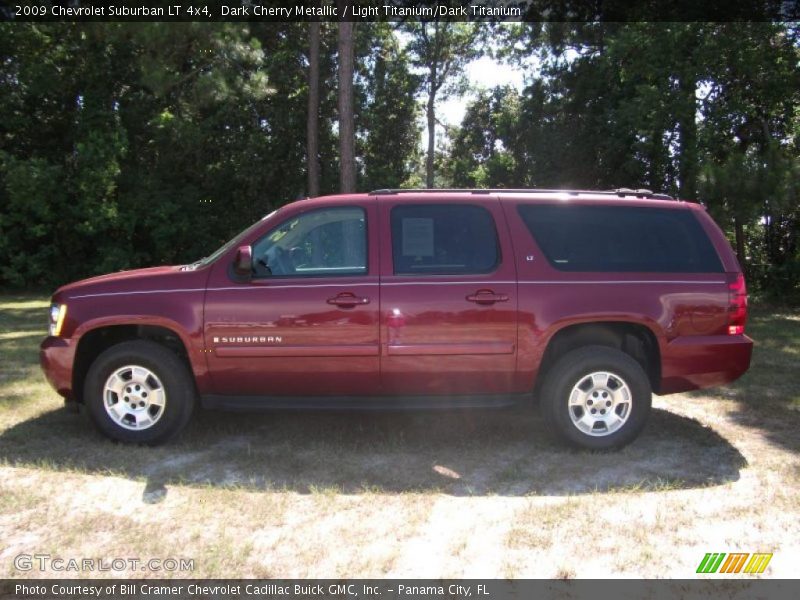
390 204 499 275
517 204 724 273
251 206 367 278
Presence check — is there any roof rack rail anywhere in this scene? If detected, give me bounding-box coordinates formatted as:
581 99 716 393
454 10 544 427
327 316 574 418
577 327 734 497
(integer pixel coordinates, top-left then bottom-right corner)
613 188 674 200
371 188 579 195
370 188 675 200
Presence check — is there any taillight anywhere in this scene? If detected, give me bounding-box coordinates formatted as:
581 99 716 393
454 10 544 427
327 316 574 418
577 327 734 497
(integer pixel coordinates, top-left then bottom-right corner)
727 272 747 335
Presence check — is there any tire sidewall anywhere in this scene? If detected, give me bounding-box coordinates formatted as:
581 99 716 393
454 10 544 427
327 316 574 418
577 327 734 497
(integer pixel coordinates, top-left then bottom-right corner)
84 341 194 444
543 346 652 450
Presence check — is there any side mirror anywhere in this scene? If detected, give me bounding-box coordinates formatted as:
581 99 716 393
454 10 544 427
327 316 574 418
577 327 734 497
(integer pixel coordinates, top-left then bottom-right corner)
234 245 252 279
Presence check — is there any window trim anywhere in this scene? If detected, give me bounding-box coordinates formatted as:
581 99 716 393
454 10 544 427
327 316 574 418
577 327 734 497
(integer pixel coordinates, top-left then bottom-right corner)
390 203 502 276
249 205 370 280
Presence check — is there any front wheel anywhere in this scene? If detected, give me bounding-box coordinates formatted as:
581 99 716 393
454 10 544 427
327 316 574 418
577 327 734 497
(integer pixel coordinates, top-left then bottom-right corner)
540 346 652 450
84 340 196 444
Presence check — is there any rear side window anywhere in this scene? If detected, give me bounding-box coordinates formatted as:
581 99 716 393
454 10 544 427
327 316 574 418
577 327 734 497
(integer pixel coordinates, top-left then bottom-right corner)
391 204 499 275
517 204 723 273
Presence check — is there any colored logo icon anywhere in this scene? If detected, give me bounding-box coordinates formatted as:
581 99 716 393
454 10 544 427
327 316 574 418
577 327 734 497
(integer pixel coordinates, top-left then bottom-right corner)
697 553 773 574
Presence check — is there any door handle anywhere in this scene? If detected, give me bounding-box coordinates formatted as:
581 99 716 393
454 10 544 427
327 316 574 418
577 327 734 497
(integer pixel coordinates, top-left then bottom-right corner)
327 293 370 308
466 290 509 305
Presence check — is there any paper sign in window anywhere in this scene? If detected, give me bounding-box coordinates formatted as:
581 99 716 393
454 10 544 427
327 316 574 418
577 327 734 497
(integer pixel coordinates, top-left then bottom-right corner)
402 218 434 256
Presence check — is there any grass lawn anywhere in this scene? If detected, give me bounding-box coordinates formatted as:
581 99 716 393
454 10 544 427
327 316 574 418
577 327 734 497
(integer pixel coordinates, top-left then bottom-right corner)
0 293 798 578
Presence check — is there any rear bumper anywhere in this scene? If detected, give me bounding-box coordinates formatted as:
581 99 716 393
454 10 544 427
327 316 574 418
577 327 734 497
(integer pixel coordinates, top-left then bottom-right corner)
40 336 76 401
659 334 753 395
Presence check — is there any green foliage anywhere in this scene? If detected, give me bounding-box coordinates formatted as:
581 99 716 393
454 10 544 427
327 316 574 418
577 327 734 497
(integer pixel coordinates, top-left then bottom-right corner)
449 87 521 188
1 21 797 301
0 156 65 285
404 22 485 99
403 21 486 187
449 22 799 300
0 23 420 289
360 23 421 191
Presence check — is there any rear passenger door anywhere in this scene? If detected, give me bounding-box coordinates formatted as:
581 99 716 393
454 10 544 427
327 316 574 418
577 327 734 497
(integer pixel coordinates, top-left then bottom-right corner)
378 196 518 395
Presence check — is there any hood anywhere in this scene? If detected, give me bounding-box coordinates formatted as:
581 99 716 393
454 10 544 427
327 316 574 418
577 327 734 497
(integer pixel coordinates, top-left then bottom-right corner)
53 265 207 301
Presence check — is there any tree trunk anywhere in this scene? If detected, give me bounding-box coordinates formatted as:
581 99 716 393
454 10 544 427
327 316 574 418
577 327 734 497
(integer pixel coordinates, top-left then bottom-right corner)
425 78 436 189
676 27 699 200
735 216 746 269
306 21 320 198
677 72 698 200
337 19 356 193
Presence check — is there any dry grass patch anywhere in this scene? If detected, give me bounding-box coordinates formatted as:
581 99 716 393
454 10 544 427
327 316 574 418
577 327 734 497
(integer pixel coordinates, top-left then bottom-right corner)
1 295 798 577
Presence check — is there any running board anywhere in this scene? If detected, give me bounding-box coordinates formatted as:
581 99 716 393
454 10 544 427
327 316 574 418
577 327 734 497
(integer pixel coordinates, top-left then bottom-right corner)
201 393 529 412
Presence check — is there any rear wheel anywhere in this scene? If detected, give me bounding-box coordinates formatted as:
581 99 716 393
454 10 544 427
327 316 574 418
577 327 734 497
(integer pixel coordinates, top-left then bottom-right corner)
540 345 651 450
84 340 195 444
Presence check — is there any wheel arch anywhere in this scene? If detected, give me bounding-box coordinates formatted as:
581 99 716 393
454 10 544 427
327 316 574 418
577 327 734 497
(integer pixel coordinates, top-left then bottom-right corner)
536 319 662 394
72 320 194 404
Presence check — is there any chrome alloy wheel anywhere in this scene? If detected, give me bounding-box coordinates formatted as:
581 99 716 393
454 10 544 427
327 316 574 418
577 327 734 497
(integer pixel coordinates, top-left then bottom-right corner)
568 371 632 437
103 365 166 431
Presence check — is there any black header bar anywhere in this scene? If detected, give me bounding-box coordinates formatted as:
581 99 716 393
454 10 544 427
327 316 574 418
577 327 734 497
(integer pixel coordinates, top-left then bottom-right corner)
1 0 799 22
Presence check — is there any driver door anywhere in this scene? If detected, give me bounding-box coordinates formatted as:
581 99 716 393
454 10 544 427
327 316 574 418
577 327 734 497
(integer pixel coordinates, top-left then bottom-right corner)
203 201 380 397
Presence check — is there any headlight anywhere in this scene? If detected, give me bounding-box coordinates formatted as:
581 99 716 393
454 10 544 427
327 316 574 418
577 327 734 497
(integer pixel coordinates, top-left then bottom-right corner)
48 304 67 337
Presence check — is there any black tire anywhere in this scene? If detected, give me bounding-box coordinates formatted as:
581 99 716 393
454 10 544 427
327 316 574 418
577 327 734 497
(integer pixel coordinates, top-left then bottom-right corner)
84 340 196 444
540 345 651 450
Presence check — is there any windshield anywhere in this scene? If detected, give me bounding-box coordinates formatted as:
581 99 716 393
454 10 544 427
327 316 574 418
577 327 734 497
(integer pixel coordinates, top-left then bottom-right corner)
189 210 278 268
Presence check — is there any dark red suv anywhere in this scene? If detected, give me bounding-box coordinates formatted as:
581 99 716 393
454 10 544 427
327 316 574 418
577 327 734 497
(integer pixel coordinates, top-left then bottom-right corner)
40 189 752 448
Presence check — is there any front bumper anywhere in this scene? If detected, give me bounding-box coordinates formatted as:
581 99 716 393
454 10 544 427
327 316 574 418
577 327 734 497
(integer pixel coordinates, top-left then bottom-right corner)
40 336 76 401
659 334 754 395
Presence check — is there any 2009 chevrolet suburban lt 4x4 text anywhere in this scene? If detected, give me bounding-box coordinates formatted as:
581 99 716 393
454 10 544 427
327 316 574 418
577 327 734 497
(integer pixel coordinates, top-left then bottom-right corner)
40 188 753 449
